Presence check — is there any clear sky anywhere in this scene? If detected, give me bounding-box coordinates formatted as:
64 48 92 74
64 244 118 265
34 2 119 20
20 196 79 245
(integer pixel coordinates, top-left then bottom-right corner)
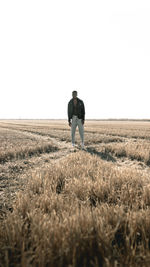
0 0 150 119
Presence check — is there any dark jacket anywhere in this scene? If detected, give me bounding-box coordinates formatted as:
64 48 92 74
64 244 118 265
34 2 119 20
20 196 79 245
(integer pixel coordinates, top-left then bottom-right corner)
68 98 85 122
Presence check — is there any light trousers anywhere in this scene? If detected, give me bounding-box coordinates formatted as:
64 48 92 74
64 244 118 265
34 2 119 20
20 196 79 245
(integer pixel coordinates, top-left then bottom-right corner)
71 115 84 144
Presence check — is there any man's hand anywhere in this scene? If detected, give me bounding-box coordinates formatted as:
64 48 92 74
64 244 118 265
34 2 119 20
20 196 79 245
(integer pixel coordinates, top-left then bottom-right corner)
82 119 84 125
69 121 72 127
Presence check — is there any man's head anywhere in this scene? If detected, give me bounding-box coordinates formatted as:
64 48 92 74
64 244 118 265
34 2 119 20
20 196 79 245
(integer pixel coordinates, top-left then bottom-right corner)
72 91 77 99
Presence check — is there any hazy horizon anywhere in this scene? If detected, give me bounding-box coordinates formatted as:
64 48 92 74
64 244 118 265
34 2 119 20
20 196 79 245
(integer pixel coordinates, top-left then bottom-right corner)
0 118 150 121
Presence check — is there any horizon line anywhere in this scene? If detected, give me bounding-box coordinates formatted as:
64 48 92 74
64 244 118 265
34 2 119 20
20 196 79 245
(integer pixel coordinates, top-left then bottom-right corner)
0 118 150 121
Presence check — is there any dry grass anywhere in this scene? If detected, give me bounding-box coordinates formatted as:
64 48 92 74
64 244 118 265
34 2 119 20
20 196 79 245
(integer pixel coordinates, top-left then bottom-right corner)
1 152 150 266
85 120 150 140
104 140 150 165
0 120 150 266
0 127 58 163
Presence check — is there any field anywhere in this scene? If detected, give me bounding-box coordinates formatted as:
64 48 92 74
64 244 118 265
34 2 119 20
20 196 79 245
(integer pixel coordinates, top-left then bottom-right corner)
0 119 150 266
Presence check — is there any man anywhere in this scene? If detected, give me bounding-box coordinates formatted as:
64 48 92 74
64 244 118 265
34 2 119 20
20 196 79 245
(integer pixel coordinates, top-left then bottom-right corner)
68 91 85 149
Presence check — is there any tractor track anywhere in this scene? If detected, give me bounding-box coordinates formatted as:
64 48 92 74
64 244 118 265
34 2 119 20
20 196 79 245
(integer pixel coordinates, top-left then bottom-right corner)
0 123 150 219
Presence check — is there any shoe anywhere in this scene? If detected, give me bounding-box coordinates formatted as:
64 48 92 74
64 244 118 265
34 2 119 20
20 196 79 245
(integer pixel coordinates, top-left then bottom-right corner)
81 143 85 150
72 143 75 147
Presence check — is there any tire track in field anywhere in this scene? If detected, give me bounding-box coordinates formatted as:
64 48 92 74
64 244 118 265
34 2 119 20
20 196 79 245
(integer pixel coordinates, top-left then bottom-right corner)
0 124 74 163
18 127 150 177
0 124 148 172
1 124 149 168
0 126 76 218
1 124 150 218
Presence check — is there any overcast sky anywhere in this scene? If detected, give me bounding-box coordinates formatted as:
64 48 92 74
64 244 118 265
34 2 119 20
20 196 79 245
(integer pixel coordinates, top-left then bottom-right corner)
0 0 150 119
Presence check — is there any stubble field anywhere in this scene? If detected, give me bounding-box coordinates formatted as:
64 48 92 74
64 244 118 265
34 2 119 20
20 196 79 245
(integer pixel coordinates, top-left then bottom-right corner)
0 119 150 267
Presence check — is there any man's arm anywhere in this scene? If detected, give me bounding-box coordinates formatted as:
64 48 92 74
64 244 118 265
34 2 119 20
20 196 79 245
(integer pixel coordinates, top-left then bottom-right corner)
67 101 72 126
82 101 85 124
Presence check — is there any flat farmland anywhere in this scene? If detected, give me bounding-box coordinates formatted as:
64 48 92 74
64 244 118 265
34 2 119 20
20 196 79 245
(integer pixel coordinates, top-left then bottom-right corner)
0 120 150 266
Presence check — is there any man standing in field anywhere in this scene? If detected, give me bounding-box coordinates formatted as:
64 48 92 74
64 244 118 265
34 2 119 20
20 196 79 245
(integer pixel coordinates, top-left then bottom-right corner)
68 91 85 149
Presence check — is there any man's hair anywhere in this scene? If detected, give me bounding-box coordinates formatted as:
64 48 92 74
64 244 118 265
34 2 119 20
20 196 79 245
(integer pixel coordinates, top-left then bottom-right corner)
72 90 77 95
